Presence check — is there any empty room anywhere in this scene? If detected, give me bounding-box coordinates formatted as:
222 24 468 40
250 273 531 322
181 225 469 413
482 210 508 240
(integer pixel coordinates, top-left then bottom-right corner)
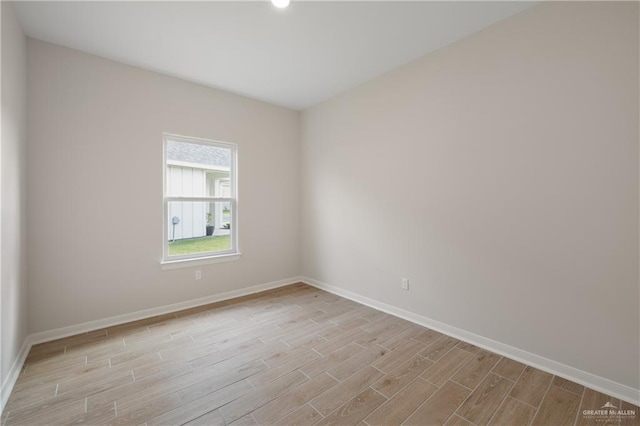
1 0 638 425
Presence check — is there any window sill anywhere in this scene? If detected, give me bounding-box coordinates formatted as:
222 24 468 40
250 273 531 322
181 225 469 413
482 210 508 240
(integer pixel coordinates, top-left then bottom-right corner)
160 252 242 270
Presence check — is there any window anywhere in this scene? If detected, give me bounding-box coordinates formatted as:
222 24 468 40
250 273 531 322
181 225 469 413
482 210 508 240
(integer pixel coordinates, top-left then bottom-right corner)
162 134 238 265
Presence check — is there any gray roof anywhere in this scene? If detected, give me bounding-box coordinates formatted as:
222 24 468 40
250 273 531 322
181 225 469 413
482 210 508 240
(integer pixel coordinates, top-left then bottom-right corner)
166 140 230 168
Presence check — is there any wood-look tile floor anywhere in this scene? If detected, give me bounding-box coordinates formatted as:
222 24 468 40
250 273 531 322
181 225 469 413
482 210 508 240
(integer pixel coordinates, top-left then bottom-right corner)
2 283 638 426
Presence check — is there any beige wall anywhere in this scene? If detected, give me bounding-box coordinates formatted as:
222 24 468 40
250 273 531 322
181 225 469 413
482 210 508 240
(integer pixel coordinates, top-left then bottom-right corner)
27 40 300 332
301 2 639 389
1 1 28 391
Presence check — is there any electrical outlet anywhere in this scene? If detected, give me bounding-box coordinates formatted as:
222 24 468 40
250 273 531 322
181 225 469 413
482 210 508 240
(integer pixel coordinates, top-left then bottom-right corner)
195 270 202 280
401 278 409 290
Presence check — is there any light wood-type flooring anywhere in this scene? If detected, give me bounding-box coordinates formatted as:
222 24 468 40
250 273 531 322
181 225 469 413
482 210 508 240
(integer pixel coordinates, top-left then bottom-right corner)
2 283 638 425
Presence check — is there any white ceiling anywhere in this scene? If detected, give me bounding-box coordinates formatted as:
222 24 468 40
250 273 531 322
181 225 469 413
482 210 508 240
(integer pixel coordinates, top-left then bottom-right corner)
14 1 534 110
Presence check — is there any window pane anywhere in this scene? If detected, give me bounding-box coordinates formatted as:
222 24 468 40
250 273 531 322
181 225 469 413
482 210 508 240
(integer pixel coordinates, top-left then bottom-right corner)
166 140 231 197
167 201 232 257
206 173 231 197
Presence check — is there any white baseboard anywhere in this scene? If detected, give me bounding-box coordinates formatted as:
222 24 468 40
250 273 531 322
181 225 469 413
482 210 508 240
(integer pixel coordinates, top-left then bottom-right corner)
301 276 640 407
29 276 303 345
0 275 303 416
0 338 30 414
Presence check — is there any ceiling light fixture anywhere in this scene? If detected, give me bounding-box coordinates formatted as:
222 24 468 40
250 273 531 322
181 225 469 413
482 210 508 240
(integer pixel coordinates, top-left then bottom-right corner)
271 0 290 8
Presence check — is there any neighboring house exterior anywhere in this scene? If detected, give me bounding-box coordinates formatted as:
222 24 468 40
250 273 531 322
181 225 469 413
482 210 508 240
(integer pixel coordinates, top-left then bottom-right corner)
166 142 231 240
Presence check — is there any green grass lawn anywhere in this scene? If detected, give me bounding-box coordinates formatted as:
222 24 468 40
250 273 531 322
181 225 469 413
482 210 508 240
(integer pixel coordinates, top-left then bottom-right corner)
168 235 231 256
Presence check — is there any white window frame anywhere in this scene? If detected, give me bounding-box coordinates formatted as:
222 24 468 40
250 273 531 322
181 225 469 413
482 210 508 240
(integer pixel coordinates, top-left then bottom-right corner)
161 133 240 268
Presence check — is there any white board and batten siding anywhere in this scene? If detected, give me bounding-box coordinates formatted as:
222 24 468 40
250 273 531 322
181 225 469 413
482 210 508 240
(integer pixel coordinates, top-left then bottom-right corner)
167 166 207 240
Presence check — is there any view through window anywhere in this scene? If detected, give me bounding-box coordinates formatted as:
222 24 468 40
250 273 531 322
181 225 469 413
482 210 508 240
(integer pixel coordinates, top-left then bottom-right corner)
163 134 237 261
